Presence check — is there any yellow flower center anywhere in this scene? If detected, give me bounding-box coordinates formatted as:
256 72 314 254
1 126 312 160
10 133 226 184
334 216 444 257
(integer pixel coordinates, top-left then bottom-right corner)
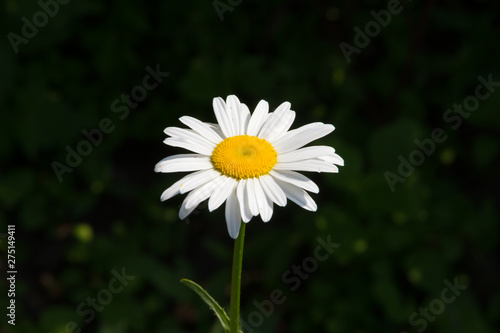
211 135 278 179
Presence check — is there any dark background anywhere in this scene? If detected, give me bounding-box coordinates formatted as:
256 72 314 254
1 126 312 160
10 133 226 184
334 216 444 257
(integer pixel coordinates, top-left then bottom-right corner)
1 0 499 332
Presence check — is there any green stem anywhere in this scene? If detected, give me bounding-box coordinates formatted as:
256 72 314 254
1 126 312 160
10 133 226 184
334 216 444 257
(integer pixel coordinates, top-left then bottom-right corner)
229 222 246 333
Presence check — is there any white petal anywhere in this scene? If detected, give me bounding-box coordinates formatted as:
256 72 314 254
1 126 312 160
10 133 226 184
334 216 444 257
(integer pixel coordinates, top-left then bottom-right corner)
179 179 220 220
182 177 223 210
318 153 344 166
179 169 220 194
239 103 251 135
270 110 295 141
160 183 183 202
206 123 225 138
163 138 214 155
208 176 237 211
179 196 199 220
263 196 274 222
274 178 317 211
226 95 241 136
273 123 335 154
246 100 269 136
278 146 336 163
160 170 209 201
213 97 233 138
254 178 273 222
225 189 242 239
259 174 287 207
246 178 259 216
237 180 252 222
274 159 339 173
179 116 223 144
163 127 210 142
163 127 215 151
155 154 212 173
270 170 319 193
253 178 266 218
258 102 294 142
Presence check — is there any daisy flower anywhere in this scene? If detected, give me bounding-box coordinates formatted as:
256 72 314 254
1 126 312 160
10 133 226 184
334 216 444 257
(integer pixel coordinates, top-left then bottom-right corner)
155 95 343 239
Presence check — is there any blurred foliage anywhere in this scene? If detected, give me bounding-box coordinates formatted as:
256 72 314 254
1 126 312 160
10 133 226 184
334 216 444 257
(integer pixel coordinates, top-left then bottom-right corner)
1 0 499 332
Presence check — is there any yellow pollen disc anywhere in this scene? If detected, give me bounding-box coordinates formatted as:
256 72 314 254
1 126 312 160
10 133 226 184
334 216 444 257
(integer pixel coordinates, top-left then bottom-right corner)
211 135 278 179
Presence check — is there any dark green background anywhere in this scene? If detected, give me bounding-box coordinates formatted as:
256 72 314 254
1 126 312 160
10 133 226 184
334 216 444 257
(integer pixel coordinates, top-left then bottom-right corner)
1 0 499 332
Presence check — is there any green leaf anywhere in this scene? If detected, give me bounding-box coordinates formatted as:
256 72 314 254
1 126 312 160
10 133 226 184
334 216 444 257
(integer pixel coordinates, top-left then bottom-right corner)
180 278 231 332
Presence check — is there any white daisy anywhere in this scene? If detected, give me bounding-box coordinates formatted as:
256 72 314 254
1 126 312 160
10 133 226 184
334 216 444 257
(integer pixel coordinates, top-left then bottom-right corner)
155 95 343 239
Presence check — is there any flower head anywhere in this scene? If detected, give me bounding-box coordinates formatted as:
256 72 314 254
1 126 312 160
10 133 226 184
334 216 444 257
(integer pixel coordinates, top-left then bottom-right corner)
155 95 343 238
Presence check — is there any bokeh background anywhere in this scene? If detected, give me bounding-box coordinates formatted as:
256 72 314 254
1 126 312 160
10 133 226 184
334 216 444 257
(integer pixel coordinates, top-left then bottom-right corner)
1 0 499 332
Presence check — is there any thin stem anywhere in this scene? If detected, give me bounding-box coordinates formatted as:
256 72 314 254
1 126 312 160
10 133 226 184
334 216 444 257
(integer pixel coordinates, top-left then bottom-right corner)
229 222 246 333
